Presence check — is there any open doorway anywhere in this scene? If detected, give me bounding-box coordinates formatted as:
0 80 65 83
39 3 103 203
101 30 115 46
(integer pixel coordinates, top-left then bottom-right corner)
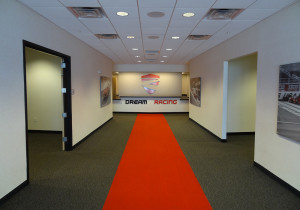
226 53 258 135
23 41 72 180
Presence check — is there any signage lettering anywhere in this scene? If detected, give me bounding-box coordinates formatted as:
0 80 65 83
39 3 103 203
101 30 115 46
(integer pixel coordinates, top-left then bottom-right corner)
154 100 177 104
125 100 147 104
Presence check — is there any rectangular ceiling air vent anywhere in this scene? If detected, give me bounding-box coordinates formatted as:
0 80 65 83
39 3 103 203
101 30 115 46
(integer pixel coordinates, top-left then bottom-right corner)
188 35 212 40
95 34 119 39
145 50 160 54
68 7 106 18
205 8 243 20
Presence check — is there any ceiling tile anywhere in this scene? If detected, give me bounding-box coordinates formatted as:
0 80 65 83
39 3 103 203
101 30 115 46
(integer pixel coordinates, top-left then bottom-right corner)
103 7 139 20
141 20 170 28
235 9 278 20
248 0 298 9
142 27 168 35
139 7 174 21
212 0 257 9
18 0 63 7
98 0 137 7
32 6 75 19
176 0 216 8
58 0 100 7
192 20 230 35
138 0 176 8
79 18 116 34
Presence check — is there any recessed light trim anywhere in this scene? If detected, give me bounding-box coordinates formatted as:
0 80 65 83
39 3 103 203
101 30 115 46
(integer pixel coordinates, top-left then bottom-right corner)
172 36 180 40
127 36 135 39
183 12 195 17
117 11 129 16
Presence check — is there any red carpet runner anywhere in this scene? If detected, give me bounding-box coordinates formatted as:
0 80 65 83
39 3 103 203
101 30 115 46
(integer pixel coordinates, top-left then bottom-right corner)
103 114 212 210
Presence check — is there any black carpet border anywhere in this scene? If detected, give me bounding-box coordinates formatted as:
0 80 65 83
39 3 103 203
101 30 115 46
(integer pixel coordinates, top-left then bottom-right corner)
253 162 300 196
189 118 226 143
0 180 29 206
72 117 113 149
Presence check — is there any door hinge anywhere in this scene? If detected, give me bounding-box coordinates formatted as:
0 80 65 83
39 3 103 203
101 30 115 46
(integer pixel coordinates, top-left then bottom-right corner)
62 88 67 93
63 137 68 142
62 113 67 118
61 62 66 69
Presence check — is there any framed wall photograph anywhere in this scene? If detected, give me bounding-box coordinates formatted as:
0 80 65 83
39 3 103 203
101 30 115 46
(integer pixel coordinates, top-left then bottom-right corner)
277 62 300 142
190 77 201 107
100 76 111 107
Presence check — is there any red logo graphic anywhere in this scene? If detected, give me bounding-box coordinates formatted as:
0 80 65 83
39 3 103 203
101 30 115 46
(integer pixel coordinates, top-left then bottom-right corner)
141 74 160 94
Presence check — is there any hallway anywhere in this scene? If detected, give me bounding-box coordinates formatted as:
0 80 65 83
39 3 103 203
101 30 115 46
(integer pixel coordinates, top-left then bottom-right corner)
1 114 299 209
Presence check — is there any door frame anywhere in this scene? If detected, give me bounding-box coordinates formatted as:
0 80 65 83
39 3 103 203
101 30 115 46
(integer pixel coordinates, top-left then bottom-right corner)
23 40 73 180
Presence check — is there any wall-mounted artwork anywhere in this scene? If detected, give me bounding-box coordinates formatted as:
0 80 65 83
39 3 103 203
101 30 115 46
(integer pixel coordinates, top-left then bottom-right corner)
190 77 201 107
277 62 300 142
141 74 160 94
100 76 111 107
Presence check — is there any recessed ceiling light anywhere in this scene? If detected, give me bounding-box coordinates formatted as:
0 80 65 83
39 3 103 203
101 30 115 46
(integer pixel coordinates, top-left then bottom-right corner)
183 12 195 17
160 61 165 63
137 60 142 63
166 48 173 51
117 11 129 16
135 56 140 58
162 56 168 58
127 36 135 39
172 36 180 39
132 48 138 51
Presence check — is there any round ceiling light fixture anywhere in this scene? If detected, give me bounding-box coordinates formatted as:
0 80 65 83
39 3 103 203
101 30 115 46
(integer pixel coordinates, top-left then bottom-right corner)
183 12 195 17
117 11 129 16
135 55 140 58
132 48 138 51
137 60 142 63
127 36 135 39
160 61 165 63
166 48 173 51
147 11 165 18
172 36 180 39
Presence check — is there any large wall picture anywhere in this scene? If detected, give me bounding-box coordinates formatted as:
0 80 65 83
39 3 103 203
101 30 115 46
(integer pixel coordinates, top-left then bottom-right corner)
190 77 201 107
100 76 111 107
277 62 300 142
141 74 160 94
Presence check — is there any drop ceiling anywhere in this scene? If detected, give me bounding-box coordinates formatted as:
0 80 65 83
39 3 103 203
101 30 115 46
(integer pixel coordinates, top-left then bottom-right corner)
18 0 298 64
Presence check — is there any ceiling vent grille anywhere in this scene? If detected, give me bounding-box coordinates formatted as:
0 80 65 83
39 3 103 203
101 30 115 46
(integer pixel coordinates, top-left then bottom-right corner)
68 7 106 18
205 8 243 20
188 35 212 40
145 50 160 54
95 34 119 39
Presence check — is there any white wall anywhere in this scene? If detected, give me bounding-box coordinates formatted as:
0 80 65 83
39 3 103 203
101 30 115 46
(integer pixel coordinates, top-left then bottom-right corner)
189 2 300 190
182 74 190 95
227 53 257 132
26 48 63 131
0 0 113 199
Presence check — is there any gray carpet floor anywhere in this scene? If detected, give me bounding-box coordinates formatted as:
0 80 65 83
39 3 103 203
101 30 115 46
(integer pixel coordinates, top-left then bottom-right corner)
1 113 299 210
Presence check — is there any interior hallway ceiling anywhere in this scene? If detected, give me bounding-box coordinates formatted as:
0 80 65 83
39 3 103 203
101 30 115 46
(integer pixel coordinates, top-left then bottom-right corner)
18 0 298 64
